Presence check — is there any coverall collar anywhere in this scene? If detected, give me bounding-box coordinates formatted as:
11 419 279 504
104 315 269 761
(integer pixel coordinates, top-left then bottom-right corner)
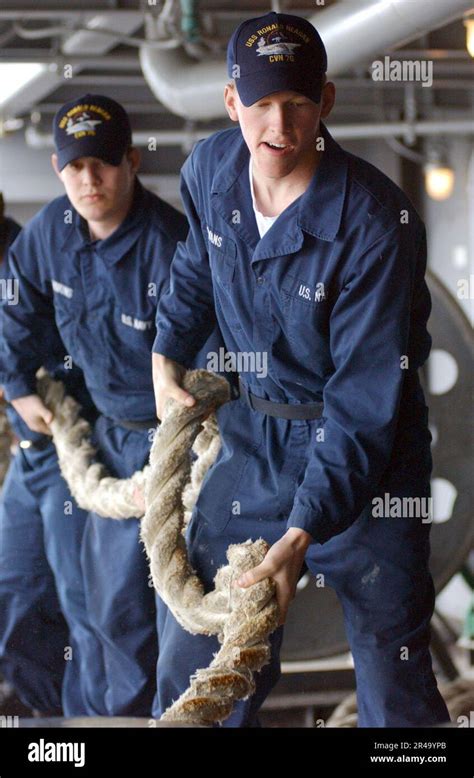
210 121 349 255
61 177 147 264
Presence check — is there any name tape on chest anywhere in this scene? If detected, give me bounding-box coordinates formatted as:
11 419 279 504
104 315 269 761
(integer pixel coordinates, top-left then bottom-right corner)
206 225 223 248
121 313 153 331
297 282 326 302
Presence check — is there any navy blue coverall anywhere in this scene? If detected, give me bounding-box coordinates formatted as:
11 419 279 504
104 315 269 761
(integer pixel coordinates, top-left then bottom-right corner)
0 181 216 716
152 123 450 727
0 218 105 716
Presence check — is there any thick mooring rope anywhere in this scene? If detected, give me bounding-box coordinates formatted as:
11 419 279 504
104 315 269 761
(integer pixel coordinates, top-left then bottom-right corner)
37 371 148 518
37 369 279 725
141 369 279 724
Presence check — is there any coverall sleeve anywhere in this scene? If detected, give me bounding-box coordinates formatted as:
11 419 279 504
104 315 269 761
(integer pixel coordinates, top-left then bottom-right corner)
286 222 430 543
0 230 58 401
152 150 216 366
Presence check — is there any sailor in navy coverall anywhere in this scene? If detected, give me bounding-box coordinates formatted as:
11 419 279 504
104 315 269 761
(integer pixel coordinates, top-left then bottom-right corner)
152 13 450 727
0 95 217 716
0 213 105 716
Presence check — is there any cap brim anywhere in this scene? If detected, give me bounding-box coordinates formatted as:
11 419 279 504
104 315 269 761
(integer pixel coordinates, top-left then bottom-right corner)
57 137 126 171
235 67 324 107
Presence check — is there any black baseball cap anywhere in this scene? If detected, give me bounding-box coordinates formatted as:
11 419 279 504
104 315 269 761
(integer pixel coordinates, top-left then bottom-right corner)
53 94 132 171
227 12 327 107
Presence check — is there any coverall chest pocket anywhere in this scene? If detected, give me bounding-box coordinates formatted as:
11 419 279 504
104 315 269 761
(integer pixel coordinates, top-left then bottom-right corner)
208 236 242 331
208 235 237 290
113 306 156 381
280 271 330 347
52 284 83 355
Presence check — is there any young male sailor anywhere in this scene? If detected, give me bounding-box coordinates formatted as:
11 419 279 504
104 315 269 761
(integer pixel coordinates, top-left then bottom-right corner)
151 13 449 727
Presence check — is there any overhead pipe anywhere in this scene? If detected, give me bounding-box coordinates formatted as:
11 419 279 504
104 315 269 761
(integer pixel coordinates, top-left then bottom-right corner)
0 12 144 119
140 0 474 120
24 118 474 154
330 118 474 140
140 14 228 121
0 54 140 68
0 64 61 119
308 0 474 72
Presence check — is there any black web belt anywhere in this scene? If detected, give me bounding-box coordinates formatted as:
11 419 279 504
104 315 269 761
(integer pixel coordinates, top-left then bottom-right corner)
107 417 157 431
238 378 324 421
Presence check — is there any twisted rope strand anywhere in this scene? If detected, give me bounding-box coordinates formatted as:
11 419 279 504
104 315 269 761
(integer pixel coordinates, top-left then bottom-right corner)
37 368 279 725
37 371 148 518
141 370 279 723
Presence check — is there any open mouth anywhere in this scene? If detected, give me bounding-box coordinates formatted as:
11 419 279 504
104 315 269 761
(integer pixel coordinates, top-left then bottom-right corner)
262 141 293 155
